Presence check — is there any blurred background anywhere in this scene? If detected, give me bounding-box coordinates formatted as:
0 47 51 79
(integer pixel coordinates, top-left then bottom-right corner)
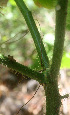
0 0 70 115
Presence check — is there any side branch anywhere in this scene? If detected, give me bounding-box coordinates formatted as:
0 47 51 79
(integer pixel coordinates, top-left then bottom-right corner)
14 0 49 69
0 54 45 83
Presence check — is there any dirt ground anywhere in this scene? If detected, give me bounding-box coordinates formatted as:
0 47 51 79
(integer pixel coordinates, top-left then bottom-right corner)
0 65 70 115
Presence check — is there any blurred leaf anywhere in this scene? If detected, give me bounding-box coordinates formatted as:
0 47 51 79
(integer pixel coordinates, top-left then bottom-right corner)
30 54 42 71
0 0 70 69
9 0 16 6
61 53 70 68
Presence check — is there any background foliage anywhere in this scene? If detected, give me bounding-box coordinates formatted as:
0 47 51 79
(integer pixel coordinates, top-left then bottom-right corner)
0 0 70 69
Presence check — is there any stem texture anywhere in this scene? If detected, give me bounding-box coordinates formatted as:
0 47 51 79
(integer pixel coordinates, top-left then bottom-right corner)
45 0 68 115
0 54 45 83
14 0 49 69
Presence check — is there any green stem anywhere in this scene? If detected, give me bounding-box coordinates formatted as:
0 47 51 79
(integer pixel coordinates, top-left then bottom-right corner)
50 0 68 82
61 94 69 99
0 54 45 83
14 0 49 69
45 0 68 115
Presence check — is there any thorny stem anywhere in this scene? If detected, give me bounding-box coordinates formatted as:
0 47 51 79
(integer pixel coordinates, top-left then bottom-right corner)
50 0 68 82
14 0 49 69
0 54 45 84
45 0 68 115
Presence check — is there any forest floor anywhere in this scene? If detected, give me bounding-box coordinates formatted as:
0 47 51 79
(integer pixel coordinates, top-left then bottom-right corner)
0 65 70 115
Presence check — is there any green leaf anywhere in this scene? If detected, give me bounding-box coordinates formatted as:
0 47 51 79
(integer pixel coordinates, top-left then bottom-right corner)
61 53 70 68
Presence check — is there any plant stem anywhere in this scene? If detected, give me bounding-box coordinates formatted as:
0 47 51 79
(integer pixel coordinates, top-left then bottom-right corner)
0 54 45 83
50 0 68 82
45 0 68 115
14 0 49 69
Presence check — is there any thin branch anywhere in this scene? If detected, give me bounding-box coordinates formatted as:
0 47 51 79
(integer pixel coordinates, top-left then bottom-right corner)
16 84 40 115
0 30 29 45
61 94 69 99
14 0 49 69
0 54 45 83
